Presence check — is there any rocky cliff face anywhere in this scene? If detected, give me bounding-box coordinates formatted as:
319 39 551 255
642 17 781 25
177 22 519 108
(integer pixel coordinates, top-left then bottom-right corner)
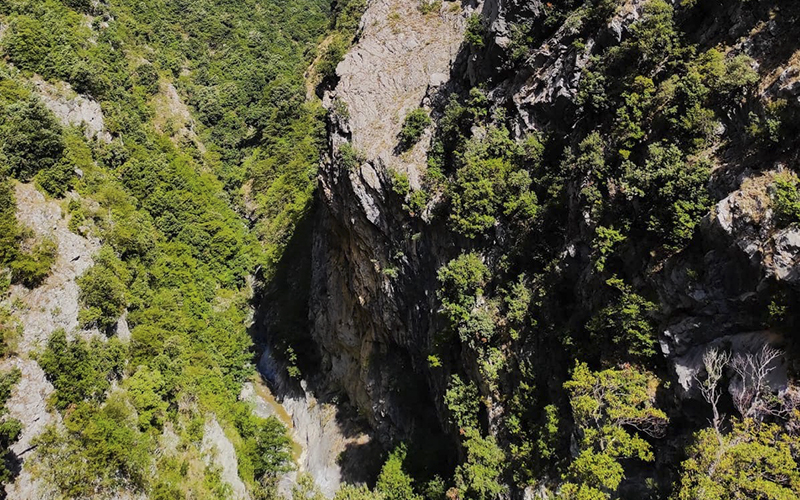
307 0 800 494
311 0 472 440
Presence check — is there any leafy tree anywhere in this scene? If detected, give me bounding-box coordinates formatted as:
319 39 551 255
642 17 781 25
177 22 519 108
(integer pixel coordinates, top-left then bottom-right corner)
626 0 679 67
615 76 656 148
317 34 350 83
437 252 489 326
454 428 506 500
562 363 667 499
32 393 151 497
592 226 626 272
124 366 168 431
444 374 481 430
447 127 539 237
249 416 294 481
335 484 385 500
376 445 422 500
39 329 126 409
563 132 607 222
623 142 710 247
674 419 800 500
77 247 130 331
586 277 657 359
1 98 65 181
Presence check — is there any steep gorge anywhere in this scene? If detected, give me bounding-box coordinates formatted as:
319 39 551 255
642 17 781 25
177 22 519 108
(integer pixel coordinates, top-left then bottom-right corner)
0 0 799 498
286 0 800 497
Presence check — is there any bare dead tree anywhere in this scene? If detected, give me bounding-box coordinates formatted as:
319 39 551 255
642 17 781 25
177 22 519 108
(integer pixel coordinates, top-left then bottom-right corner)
695 347 730 436
618 411 669 439
730 344 783 421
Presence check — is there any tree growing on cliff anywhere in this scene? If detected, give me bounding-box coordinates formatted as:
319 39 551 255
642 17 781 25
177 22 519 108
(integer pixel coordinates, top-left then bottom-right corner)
561 363 668 499
586 277 657 360
376 445 422 500
399 108 431 150
454 427 506 500
674 419 800 500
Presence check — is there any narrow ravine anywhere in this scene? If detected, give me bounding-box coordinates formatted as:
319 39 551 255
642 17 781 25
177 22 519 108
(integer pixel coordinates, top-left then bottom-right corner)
241 345 378 497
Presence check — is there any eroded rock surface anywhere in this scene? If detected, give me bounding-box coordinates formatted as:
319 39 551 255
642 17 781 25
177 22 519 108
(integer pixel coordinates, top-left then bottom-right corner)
202 418 251 500
333 0 468 185
8 183 101 352
33 77 111 143
3 183 100 499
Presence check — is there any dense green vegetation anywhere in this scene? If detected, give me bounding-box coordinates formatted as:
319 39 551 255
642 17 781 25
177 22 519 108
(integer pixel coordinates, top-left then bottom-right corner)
0 0 367 496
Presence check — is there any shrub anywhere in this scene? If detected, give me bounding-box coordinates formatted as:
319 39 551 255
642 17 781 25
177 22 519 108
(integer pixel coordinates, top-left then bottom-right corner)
134 63 160 96
748 99 788 145
0 181 19 267
36 158 75 197
10 237 57 288
419 0 442 15
465 14 486 49
77 247 130 331
317 34 349 83
338 142 366 170
771 172 800 228
0 368 22 485
399 108 431 149
335 484 385 500
389 169 411 197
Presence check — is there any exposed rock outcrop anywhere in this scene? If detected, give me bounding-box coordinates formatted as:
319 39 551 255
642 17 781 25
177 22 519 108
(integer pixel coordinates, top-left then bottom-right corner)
8 183 101 351
3 183 100 499
249 348 378 498
202 418 251 500
312 0 473 440
332 0 468 186
33 77 112 143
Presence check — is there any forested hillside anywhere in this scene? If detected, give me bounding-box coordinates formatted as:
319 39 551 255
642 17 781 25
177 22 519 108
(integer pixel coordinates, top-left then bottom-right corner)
2 0 800 499
0 0 362 498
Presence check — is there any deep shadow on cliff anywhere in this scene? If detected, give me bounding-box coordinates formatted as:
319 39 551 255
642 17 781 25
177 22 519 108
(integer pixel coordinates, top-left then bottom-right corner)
248 204 382 487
